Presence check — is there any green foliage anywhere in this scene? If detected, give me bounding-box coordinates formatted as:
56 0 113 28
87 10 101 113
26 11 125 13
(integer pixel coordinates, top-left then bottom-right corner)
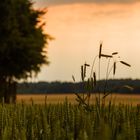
0 0 49 79
0 102 139 140
0 0 50 102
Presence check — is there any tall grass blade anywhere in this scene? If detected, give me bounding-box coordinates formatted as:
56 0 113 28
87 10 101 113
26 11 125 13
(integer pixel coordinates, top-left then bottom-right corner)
72 75 75 82
81 65 84 81
123 85 134 91
99 43 102 59
101 54 112 58
120 61 131 67
93 72 97 86
113 62 116 75
112 52 118 55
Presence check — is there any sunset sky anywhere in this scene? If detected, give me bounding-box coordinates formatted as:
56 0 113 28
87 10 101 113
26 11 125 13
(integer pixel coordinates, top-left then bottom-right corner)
33 0 140 82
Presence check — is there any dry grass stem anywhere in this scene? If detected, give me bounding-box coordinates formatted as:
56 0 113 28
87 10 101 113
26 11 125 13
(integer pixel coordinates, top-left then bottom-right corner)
112 52 118 55
120 61 131 67
93 72 96 86
101 54 113 58
113 62 116 75
99 43 102 59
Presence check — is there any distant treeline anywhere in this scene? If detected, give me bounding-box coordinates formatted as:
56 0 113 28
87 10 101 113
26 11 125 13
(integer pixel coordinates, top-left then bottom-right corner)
17 79 140 94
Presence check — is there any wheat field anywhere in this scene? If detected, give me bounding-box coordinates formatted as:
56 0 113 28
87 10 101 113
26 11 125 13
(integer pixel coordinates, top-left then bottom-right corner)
17 93 140 105
0 93 139 139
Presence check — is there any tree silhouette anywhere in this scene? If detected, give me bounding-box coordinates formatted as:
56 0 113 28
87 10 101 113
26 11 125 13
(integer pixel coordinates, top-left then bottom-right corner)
0 0 50 103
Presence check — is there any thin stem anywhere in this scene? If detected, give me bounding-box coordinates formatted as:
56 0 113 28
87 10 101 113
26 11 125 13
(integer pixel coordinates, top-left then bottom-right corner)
107 61 119 79
98 58 101 108
104 58 111 95
89 55 98 106
102 61 119 99
90 55 98 78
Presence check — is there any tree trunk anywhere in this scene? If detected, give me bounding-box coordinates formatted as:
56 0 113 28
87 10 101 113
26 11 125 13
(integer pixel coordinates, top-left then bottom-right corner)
5 81 17 103
0 78 17 103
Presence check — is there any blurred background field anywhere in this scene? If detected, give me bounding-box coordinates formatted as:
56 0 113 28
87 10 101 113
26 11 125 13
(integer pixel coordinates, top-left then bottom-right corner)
17 94 140 105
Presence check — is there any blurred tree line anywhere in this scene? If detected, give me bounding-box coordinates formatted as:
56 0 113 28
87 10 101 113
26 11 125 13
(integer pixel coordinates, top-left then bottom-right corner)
17 79 140 94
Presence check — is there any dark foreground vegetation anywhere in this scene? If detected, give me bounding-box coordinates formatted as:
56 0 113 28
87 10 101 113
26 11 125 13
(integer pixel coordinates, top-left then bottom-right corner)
18 79 140 94
0 101 140 140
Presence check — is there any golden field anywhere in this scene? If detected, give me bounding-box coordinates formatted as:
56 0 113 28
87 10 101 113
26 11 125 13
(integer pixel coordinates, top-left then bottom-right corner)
16 93 140 105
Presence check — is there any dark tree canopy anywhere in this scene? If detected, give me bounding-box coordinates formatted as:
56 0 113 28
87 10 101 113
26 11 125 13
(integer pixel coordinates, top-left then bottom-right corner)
0 0 50 102
0 0 49 79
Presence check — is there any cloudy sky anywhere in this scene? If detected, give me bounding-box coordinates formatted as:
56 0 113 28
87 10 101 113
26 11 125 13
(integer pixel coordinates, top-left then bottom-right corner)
33 0 140 82
35 0 139 6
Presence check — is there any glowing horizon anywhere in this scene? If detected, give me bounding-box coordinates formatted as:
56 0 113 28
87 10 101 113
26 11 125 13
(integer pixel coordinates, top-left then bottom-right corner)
33 2 140 82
